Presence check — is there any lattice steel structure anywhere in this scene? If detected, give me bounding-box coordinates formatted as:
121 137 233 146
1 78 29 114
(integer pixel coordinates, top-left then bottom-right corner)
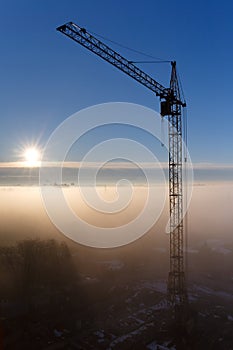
167 62 187 305
57 22 187 307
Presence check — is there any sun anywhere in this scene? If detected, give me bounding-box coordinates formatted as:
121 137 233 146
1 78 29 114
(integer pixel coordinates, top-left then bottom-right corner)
23 147 41 167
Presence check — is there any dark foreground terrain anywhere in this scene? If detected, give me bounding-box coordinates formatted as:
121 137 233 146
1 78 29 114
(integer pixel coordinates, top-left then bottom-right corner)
0 239 233 349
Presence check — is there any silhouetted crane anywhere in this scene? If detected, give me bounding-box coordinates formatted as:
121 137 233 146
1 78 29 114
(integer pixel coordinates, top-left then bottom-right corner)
57 21 187 310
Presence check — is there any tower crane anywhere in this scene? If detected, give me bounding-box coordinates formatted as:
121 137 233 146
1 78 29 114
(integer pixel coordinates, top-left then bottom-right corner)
57 22 187 309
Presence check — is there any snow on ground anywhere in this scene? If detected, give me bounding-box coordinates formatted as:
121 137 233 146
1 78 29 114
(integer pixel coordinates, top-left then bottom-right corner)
192 284 233 299
94 330 105 338
131 299 168 321
128 315 144 325
147 340 176 350
107 322 154 349
142 280 167 294
188 293 198 302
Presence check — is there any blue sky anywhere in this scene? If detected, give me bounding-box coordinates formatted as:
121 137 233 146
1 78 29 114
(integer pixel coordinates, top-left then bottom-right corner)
1 0 233 164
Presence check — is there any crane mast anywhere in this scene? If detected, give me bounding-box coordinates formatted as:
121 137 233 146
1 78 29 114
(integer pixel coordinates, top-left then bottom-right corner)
168 62 187 306
57 22 187 308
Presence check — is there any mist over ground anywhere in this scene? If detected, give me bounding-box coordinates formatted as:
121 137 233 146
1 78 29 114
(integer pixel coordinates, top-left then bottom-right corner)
1 179 233 349
0 182 232 248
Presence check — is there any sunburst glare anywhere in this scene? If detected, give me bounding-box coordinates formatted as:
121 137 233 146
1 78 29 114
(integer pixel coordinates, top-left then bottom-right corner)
23 147 41 167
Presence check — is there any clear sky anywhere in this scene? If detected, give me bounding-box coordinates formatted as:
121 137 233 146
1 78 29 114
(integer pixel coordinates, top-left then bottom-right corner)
1 0 233 164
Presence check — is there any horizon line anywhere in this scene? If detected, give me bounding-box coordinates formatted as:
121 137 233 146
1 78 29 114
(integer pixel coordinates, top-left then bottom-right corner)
0 161 232 170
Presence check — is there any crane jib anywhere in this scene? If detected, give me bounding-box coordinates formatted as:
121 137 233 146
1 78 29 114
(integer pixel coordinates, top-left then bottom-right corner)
56 22 185 108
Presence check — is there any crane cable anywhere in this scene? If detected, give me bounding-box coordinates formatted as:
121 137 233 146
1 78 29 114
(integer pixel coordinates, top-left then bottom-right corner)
129 60 171 64
89 30 170 63
178 64 189 287
161 116 165 147
177 68 186 106
183 106 189 287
